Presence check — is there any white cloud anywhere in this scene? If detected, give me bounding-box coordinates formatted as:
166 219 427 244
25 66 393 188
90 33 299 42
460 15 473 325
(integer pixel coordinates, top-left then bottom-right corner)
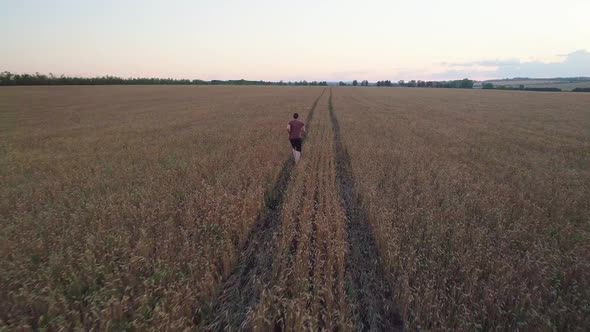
435 50 590 80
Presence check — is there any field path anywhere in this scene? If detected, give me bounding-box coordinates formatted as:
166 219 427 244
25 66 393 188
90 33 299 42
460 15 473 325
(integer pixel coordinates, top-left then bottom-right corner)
329 89 403 330
199 88 402 330
197 89 325 329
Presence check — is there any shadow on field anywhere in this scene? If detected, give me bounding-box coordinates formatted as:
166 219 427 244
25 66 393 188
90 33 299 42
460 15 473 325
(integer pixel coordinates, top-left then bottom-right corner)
195 89 325 330
328 89 404 331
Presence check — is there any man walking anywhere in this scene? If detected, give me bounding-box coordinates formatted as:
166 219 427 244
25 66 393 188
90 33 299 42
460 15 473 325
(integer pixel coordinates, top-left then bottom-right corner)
287 113 305 163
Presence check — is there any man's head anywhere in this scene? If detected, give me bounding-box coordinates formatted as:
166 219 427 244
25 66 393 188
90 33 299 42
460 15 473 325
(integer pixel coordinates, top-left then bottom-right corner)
293 113 299 119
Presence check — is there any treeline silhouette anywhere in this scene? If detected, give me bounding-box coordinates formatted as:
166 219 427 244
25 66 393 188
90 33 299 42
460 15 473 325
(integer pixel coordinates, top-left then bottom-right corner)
341 78 475 88
483 83 563 92
398 78 474 88
0 71 328 86
495 86 562 92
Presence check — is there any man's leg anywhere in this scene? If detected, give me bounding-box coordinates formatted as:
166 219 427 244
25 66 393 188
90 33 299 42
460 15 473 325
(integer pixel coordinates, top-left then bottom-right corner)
294 139 302 163
290 139 298 163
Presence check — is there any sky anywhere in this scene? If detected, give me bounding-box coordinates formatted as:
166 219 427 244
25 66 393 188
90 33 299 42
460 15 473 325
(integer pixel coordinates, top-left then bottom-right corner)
2 0 590 81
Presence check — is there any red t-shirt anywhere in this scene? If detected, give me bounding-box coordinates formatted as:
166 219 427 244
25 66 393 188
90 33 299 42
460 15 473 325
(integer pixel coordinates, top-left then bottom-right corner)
288 120 305 139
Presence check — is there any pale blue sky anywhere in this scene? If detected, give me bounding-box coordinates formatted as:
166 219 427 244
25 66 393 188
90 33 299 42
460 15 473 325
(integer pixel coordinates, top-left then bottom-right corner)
2 0 589 81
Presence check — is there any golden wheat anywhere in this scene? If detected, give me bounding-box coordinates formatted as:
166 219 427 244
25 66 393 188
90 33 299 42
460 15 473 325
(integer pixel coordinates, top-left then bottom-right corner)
2 85 588 330
249 92 351 330
0 85 322 330
331 87 590 330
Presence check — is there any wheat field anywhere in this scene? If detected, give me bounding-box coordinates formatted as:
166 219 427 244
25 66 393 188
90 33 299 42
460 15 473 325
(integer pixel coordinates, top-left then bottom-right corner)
1 86 588 330
332 87 590 330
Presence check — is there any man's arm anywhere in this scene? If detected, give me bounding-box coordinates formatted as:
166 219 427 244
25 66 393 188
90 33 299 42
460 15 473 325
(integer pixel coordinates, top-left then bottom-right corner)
286 124 291 134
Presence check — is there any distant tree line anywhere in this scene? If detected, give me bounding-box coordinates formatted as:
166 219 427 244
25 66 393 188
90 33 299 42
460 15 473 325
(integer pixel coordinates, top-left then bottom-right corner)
397 78 474 89
0 71 328 86
280 80 328 86
376 80 394 86
492 76 590 83
483 82 563 92
572 87 590 92
337 80 369 86
514 87 561 92
339 78 475 88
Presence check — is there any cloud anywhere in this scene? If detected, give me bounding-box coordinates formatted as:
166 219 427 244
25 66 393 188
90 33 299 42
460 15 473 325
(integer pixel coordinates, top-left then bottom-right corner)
313 50 590 81
435 50 590 80
446 59 521 67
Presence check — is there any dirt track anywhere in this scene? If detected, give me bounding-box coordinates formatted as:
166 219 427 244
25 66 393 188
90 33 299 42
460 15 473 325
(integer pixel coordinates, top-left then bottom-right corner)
196 90 324 329
199 89 402 330
329 91 403 330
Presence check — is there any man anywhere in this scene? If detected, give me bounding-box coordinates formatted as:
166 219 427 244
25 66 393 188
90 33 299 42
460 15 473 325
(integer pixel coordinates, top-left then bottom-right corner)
287 112 305 163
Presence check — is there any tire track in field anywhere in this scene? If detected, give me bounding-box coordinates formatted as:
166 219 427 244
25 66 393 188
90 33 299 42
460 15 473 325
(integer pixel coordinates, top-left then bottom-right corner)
196 88 325 330
245 91 349 330
328 88 404 331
